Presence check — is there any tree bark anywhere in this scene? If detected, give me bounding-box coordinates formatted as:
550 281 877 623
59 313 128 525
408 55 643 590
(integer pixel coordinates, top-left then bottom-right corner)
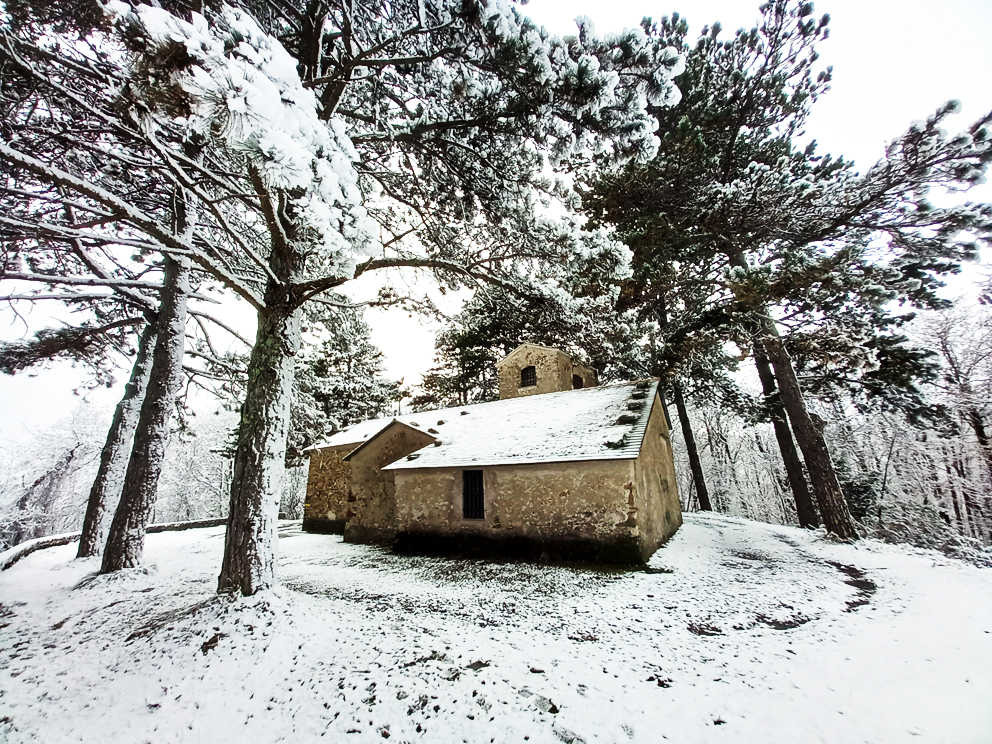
761 332 860 539
671 382 713 511
77 318 157 558
658 392 673 431
725 249 853 537
101 256 190 571
752 348 819 528
654 301 712 512
218 168 304 596
217 300 300 595
965 407 992 487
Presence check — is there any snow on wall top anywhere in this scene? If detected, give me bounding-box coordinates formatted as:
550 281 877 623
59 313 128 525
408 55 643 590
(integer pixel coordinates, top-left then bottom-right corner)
312 379 659 469
495 342 569 366
313 415 415 450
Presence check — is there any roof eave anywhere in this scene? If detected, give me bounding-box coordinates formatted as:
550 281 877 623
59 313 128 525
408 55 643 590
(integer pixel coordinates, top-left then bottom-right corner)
384 452 642 471
343 419 433 462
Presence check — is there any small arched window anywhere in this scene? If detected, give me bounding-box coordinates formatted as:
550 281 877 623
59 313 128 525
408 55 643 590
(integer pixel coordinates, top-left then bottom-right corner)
572 374 583 389
520 365 537 387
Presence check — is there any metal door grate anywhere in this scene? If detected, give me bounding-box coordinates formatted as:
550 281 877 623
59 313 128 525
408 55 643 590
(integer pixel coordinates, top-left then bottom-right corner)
462 470 485 519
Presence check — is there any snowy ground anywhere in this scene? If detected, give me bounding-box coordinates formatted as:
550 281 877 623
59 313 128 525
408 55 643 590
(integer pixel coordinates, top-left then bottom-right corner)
1 514 990 744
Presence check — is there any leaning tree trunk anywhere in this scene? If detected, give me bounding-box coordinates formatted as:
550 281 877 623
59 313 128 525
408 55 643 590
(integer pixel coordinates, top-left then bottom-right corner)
217 298 301 595
77 318 157 558
671 382 713 511
760 332 860 540
654 301 712 512
101 256 190 571
965 407 992 487
10 446 81 546
752 348 819 528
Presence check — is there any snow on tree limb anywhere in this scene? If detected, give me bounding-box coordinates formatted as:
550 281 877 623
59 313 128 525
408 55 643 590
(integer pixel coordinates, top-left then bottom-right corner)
106 1 380 281
0 141 267 308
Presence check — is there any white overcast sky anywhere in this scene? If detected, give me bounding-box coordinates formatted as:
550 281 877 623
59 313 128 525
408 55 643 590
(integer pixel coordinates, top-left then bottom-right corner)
1 0 991 438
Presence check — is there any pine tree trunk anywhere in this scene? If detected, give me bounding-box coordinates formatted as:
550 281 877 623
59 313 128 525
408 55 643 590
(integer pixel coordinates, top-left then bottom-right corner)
101 256 190 572
658 392 674 431
217 300 300 595
77 318 157 558
760 333 860 540
965 407 992 486
725 250 853 536
752 348 819 528
217 165 308 596
671 382 713 511
654 300 711 512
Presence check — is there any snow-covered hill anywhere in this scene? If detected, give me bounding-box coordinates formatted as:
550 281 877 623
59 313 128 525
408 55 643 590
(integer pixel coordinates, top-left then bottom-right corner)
1 514 989 743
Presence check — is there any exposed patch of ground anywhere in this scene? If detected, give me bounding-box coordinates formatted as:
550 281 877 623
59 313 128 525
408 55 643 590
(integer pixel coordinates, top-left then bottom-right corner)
826 560 878 612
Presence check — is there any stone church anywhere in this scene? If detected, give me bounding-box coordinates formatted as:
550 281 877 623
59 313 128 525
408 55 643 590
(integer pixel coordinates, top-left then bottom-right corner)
302 343 682 564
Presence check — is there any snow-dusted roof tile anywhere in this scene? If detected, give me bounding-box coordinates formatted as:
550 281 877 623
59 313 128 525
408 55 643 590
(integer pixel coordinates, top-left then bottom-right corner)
310 381 659 468
309 380 656 469
385 379 658 470
310 416 401 451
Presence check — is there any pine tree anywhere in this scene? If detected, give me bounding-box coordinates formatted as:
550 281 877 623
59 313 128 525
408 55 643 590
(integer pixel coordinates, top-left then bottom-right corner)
0 1 686 593
581 0 992 538
77 321 159 558
287 301 399 465
1 9 252 561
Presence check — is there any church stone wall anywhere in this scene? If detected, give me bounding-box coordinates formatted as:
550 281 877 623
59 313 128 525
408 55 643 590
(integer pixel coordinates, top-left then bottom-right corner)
343 424 437 545
303 444 355 534
496 344 597 400
632 393 682 559
570 363 598 390
391 458 649 564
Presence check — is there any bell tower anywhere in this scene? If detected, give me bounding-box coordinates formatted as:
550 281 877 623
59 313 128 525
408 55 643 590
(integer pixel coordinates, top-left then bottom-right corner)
495 343 597 400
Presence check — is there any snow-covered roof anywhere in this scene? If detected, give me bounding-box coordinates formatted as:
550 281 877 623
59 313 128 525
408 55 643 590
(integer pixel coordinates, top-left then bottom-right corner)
311 415 411 451
312 379 659 469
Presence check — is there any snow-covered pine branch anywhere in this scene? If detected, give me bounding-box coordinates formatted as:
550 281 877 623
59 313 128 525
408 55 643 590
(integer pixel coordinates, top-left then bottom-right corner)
3 0 685 593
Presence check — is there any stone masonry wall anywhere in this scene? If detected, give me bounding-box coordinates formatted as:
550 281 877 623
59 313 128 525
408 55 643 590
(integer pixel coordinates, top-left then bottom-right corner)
570 363 598 390
632 393 683 559
303 444 354 534
344 423 437 545
391 458 646 563
497 345 597 400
